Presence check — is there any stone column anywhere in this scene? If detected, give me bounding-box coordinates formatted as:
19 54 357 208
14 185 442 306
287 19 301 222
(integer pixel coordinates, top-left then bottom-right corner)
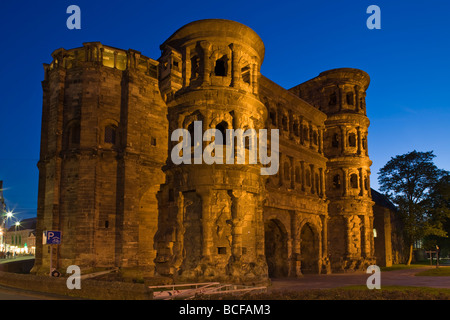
365 133 369 156
299 117 304 145
291 212 301 276
255 194 265 257
290 157 295 189
173 191 185 270
319 168 324 198
183 46 191 87
197 188 213 259
355 86 360 110
338 84 344 111
342 168 348 196
230 43 241 89
230 190 245 259
321 215 330 273
300 161 306 192
344 215 352 257
288 110 294 140
252 63 258 94
318 127 324 154
359 168 364 196
199 41 211 85
357 127 362 155
340 126 345 154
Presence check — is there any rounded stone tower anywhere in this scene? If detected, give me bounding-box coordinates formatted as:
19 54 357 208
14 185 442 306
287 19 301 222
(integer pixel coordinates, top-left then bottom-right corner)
292 68 375 272
154 19 269 284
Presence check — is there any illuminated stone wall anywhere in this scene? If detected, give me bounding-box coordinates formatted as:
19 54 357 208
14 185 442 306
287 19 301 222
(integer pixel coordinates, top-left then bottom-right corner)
290 68 376 272
32 43 168 277
34 19 377 282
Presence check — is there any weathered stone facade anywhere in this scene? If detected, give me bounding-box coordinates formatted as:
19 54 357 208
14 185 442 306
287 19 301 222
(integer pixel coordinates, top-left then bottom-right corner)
372 189 408 266
32 19 376 284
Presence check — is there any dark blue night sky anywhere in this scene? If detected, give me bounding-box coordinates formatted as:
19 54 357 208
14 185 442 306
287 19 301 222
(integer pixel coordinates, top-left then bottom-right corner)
0 0 449 222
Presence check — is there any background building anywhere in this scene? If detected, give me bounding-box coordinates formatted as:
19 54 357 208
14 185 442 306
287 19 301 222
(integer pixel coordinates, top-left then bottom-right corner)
372 189 408 266
4 217 37 255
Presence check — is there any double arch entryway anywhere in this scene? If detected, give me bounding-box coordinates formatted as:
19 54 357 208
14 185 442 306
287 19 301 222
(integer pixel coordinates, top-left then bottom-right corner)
264 218 321 277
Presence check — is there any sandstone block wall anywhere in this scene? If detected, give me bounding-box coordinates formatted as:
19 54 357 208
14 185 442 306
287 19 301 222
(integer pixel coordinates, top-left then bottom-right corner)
35 19 379 283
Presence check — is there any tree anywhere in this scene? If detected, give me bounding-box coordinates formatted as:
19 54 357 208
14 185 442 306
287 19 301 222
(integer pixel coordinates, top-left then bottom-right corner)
378 150 449 265
423 173 450 257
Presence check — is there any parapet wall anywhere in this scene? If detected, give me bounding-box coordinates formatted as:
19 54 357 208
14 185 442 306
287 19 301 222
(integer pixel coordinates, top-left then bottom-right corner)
44 42 158 79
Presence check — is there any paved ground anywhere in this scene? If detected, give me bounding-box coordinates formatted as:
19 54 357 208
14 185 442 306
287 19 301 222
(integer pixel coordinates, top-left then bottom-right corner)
270 266 450 291
0 264 448 300
0 284 73 300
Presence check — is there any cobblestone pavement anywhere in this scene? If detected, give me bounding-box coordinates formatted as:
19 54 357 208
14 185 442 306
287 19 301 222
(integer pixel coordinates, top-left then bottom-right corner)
269 266 450 291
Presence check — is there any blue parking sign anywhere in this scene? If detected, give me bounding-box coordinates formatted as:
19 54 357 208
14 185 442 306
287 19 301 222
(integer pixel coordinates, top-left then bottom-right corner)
45 231 61 244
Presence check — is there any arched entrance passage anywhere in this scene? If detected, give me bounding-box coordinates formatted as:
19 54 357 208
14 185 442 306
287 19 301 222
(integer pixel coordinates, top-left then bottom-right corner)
264 219 288 278
300 223 320 274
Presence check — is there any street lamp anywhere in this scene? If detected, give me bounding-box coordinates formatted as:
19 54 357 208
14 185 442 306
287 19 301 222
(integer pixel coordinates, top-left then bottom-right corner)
1 210 14 254
14 221 20 257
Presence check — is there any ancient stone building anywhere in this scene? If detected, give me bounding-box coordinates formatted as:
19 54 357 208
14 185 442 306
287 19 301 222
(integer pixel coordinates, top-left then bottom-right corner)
372 189 408 266
32 19 377 284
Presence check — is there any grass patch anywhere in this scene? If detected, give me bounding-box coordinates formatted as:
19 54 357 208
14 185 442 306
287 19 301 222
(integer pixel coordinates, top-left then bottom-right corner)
415 266 450 277
194 286 450 300
380 263 432 272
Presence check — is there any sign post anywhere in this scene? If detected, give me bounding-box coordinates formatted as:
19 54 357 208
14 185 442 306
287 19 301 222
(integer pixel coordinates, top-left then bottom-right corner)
44 231 61 277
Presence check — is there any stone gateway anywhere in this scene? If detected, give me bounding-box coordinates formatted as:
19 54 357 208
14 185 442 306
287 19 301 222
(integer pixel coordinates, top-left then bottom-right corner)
32 19 376 284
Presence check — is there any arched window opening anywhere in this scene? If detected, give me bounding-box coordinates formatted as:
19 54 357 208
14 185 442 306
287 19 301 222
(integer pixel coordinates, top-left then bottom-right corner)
348 133 356 147
295 166 301 184
188 122 196 148
284 162 290 182
191 56 200 79
333 174 341 189
293 121 300 137
281 115 288 131
315 173 320 193
172 60 180 71
241 65 251 84
69 124 81 146
313 131 318 145
305 169 311 187
215 121 229 145
332 133 339 148
329 92 337 106
303 126 309 141
214 58 227 76
350 174 358 189
104 125 117 144
270 110 277 126
346 92 354 105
